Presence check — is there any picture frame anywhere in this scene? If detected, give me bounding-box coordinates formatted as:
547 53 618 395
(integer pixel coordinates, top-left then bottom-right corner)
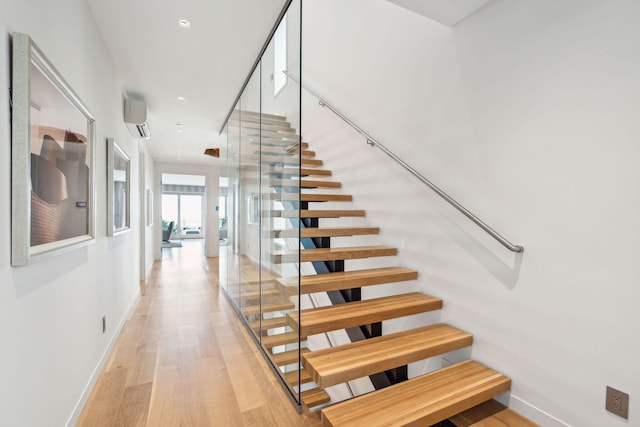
146 189 154 226
107 138 131 236
11 32 96 266
248 193 260 225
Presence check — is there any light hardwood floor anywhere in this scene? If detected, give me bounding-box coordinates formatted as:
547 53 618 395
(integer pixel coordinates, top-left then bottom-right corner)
77 241 320 427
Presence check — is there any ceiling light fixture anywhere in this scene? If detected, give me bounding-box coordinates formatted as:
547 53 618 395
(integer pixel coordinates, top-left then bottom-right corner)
178 19 191 29
177 96 186 101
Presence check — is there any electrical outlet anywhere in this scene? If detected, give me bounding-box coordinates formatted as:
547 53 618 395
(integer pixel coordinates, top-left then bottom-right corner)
102 316 106 333
606 386 629 419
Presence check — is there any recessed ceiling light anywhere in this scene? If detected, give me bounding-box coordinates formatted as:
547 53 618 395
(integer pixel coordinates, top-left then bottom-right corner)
178 19 191 29
177 96 186 101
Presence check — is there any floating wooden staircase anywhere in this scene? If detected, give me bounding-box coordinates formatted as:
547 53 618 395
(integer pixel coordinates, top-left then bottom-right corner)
229 112 536 426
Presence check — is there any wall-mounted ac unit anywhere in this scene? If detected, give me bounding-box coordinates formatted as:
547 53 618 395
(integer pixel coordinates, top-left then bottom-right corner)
124 98 151 139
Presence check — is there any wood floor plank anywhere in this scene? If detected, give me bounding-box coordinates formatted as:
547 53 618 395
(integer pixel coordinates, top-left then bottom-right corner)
77 242 321 427
449 399 541 427
112 382 153 427
76 367 128 427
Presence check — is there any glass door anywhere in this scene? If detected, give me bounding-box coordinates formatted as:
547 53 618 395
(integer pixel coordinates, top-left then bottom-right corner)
161 194 178 240
161 193 204 240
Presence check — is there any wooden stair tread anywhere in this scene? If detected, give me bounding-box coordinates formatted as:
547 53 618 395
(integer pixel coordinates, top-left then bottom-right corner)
320 360 511 427
302 210 364 218
272 227 380 239
300 180 341 189
271 348 310 366
302 227 379 238
264 179 341 189
284 369 313 386
303 323 473 388
301 388 331 408
271 227 380 238
248 316 288 332
266 167 330 177
268 209 364 219
229 121 294 132
264 193 352 202
240 129 297 139
230 111 286 122
300 168 331 177
262 331 306 349
302 194 352 202
229 287 281 302
274 246 398 263
277 267 417 294
449 399 540 427
290 292 443 336
253 155 322 166
242 300 295 316
246 140 308 149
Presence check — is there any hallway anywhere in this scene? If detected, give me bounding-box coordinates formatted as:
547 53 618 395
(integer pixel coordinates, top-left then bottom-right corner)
77 241 320 426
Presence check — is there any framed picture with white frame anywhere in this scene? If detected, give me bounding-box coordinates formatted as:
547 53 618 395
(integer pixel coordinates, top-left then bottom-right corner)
11 32 96 266
107 138 131 236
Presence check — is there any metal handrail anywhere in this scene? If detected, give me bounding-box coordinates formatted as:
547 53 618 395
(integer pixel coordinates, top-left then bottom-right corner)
284 71 524 253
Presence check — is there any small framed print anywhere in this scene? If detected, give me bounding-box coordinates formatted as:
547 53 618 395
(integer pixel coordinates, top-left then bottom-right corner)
107 138 131 236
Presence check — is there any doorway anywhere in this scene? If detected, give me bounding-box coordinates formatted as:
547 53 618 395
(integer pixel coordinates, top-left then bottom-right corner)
161 174 206 244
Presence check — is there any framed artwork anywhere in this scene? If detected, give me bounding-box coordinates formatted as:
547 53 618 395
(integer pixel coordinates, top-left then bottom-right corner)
248 193 260 225
146 189 154 226
107 138 131 236
11 32 96 266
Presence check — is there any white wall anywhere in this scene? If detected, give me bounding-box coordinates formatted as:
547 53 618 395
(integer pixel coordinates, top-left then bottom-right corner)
0 1 144 425
154 162 220 259
303 0 640 425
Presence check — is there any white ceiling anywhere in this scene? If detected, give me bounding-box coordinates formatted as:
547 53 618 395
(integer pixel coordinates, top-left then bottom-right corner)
386 0 493 26
87 0 288 165
87 0 491 166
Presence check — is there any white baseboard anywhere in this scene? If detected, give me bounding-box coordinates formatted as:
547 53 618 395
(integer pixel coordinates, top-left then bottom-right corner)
64 292 140 427
145 259 154 281
509 394 570 427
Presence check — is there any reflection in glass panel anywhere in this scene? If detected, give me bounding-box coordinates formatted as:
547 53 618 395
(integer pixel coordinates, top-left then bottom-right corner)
219 0 302 405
